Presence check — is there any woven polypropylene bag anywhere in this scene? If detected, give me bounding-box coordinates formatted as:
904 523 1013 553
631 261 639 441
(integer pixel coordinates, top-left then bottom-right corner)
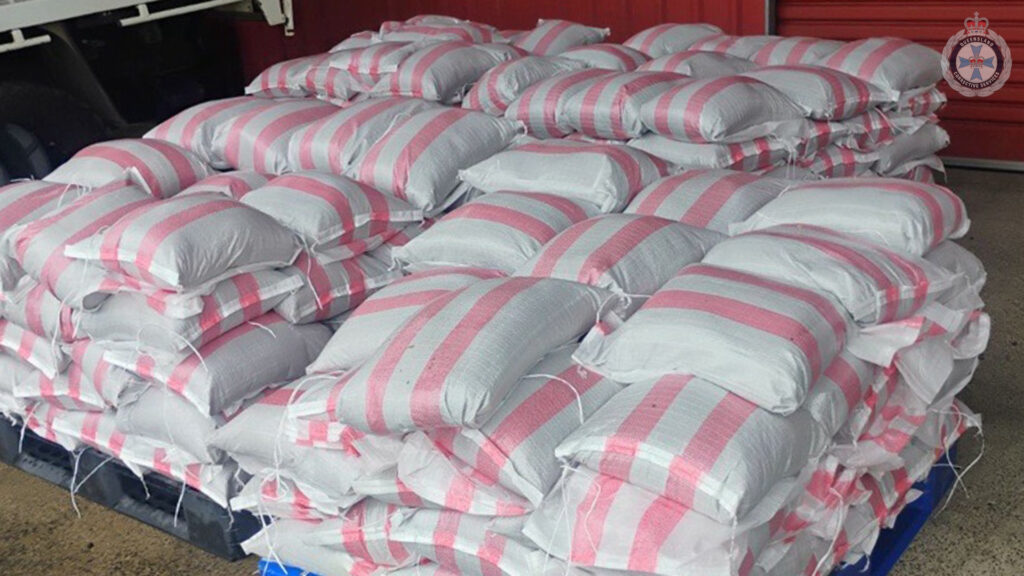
371 41 505 103
624 169 788 234
840 109 897 151
178 170 271 200
742 65 897 121
349 107 520 214
639 76 808 143
63 339 143 409
275 252 402 324
0 180 87 289
637 50 758 77
331 277 609 433
516 214 723 297
796 145 877 178
559 43 650 71
559 71 685 140
749 37 845 66
926 241 986 295
65 193 300 292
504 68 613 138
896 85 948 116
687 34 778 59
45 138 213 199
325 41 419 75
622 23 723 57
301 61 378 105
394 191 601 274
628 134 793 172
244 53 330 98
13 181 154 309
575 264 851 414
144 96 273 168
211 97 337 174
243 520 387 576
239 172 422 252
873 123 950 175
115 385 223 464
303 498 417 567
1 277 75 343
307 267 504 375
819 37 942 93
731 178 969 256
514 19 609 55
462 56 585 116
287 97 442 174
232 473 342 520
460 139 670 213
75 269 301 355
380 21 501 44
104 312 330 415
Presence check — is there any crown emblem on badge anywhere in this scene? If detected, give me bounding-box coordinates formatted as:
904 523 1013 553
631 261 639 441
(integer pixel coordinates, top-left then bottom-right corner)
964 12 989 36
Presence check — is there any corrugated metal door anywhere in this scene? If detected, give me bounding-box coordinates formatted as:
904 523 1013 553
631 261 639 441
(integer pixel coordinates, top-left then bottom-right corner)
775 1 1024 164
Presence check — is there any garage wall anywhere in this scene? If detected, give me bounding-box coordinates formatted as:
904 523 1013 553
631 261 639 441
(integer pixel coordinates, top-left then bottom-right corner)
776 1 1024 163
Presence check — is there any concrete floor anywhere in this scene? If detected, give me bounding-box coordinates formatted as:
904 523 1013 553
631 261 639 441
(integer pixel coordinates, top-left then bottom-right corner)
0 167 1021 575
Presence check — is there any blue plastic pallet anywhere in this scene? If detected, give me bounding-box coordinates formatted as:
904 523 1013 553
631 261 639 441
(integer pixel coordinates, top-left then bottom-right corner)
258 446 958 576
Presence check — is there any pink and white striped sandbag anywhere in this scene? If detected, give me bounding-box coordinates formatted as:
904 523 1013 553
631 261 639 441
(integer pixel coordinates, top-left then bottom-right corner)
239 172 423 252
926 241 986 295
430 345 623 506
516 214 723 297
628 134 793 172
742 65 897 120
688 34 778 59
307 267 505 374
65 193 300 292
819 38 942 93
704 225 959 325
559 43 650 71
331 277 609 433
287 97 442 174
887 156 944 184
462 56 586 116
243 521 389 576
559 71 685 140
896 85 947 116
211 97 337 174
637 50 758 77
331 30 378 51
622 23 724 57
63 339 143 409
0 180 85 288
351 466 428 507
524 465 783 575
459 139 671 212
371 41 505 103
1 277 75 343
0 352 34 417
750 37 845 66
640 76 809 143
514 19 609 56
115 385 223 464
304 498 417 568
301 61 377 104
13 181 154 309
576 264 851 414
350 107 520 214
794 119 852 160
104 312 330 415
380 21 501 44
731 178 969 256
178 170 271 200
232 473 342 520
275 253 402 324
363 219 433 268
840 109 897 151
245 53 330 98
394 191 601 274
12 369 107 412
45 138 213 199
873 124 950 175
796 145 878 178
624 169 788 234
144 96 273 168
503 68 613 138
75 269 302 355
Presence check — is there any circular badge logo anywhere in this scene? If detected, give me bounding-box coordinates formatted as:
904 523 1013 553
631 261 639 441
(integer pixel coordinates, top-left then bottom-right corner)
942 12 1012 97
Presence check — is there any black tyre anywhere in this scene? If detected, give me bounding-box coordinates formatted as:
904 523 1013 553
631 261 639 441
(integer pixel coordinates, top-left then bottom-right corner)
0 123 52 181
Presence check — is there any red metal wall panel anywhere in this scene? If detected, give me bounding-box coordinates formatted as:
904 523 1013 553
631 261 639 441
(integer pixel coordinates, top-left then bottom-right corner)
777 1 1023 162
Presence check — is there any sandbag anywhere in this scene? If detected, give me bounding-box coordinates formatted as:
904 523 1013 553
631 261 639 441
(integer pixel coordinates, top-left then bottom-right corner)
45 138 213 199
275 253 402 324
0 180 87 289
350 107 520 214
371 41 505 103
331 277 609 433
105 313 330 415
65 193 300 292
797 145 878 178
896 85 947 116
325 41 420 76
287 97 442 174
624 169 788 234
873 123 950 175
628 134 792 172
1 276 75 343
211 98 337 174
178 170 271 199
304 498 418 568
239 172 422 252
560 71 684 140
559 43 650 71
925 241 986 295
63 339 143 409
307 267 504 375
742 65 897 120
463 56 585 116
13 181 154 309
460 139 670 212
516 214 723 296
638 50 758 77
575 264 851 414
640 76 808 143
749 37 845 66
115 385 224 464
144 96 274 168
514 19 609 55
245 53 330 98
622 23 724 57
243 520 385 576
688 34 777 59
504 68 613 138
731 178 969 256
841 109 897 150
395 191 600 274
819 37 942 93
380 21 501 44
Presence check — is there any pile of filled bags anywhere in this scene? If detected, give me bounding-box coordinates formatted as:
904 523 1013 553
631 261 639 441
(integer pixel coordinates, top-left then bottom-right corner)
0 13 986 576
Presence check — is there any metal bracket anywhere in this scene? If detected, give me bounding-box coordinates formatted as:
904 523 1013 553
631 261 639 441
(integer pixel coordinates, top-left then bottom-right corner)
0 29 52 54
255 0 294 36
118 0 244 27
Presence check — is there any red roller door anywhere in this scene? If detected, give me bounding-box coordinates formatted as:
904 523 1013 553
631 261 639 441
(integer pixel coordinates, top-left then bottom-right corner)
775 1 1024 165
